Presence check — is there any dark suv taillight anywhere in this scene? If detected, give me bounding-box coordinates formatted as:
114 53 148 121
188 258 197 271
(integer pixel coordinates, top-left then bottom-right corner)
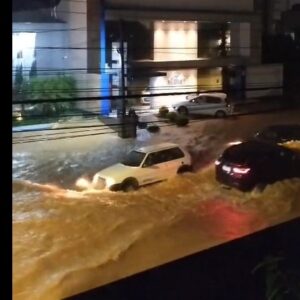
232 166 251 174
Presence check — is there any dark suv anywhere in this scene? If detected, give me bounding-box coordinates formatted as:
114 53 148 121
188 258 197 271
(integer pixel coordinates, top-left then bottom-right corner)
215 140 300 191
254 124 300 144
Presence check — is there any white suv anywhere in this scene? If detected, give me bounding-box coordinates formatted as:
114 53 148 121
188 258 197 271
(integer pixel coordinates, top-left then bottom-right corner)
92 143 192 192
173 92 232 117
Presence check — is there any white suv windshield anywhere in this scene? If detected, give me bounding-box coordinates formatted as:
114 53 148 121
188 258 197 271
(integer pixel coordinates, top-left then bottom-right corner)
122 151 146 167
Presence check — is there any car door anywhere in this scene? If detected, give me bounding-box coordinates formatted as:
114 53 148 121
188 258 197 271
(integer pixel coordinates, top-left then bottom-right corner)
138 148 185 185
138 152 165 185
163 147 186 175
150 149 180 180
255 153 278 184
261 149 292 183
192 96 206 114
275 149 300 179
204 96 225 115
186 97 202 113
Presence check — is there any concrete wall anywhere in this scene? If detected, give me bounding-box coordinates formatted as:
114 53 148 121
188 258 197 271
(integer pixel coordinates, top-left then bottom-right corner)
13 0 88 76
13 1 102 113
13 23 69 78
74 73 101 113
56 0 102 112
56 0 87 70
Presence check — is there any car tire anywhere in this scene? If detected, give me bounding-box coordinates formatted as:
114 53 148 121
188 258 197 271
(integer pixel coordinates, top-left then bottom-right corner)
178 106 189 116
177 164 193 174
122 178 139 192
215 110 226 118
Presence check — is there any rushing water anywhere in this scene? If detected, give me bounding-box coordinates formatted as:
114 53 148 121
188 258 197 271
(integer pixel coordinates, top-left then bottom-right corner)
13 168 300 300
13 113 300 300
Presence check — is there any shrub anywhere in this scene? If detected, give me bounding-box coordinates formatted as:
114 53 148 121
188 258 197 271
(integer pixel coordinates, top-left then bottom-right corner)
147 124 160 133
166 111 178 123
21 75 77 116
158 106 169 118
175 115 189 127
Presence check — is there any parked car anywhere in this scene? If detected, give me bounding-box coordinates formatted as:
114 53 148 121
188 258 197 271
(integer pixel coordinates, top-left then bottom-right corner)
92 143 192 192
140 88 151 105
215 140 300 191
173 92 232 117
254 124 300 144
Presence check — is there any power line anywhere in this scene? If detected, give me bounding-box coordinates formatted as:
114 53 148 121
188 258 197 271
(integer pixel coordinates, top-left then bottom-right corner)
12 82 282 96
12 26 262 34
12 86 284 105
13 46 263 50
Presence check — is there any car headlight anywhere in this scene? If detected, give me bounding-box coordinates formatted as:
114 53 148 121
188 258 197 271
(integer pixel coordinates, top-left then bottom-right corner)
92 174 106 189
105 177 116 187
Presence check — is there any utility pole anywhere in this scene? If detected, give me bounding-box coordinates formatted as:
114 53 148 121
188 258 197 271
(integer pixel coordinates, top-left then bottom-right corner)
119 19 126 117
118 19 136 138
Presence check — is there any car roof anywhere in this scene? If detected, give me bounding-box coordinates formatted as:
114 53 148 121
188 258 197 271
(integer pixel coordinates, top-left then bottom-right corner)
222 140 289 163
138 143 180 153
198 92 227 99
262 124 300 132
224 140 287 157
230 140 285 151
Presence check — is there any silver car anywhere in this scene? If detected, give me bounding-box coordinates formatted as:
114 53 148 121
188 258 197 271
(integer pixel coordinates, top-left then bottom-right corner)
173 92 232 117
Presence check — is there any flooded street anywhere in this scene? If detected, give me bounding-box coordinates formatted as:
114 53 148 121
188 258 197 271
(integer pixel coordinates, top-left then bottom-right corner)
13 111 300 300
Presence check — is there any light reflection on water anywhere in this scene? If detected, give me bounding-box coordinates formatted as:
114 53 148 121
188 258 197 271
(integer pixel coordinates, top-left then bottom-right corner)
12 117 300 300
13 166 300 300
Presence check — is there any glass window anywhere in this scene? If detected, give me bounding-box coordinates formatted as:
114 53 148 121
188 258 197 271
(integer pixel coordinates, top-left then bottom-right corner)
122 151 146 167
205 96 222 104
195 96 205 103
143 148 184 167
143 153 157 167
167 147 185 160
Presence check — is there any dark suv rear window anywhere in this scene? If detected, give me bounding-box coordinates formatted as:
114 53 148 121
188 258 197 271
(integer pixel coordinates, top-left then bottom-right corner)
222 142 272 164
222 147 255 164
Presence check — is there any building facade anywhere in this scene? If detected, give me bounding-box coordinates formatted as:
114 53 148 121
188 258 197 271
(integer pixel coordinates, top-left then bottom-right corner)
12 0 101 113
99 0 262 109
14 0 285 114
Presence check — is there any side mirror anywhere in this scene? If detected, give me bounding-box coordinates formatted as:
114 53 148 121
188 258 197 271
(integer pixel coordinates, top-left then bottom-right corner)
143 162 152 168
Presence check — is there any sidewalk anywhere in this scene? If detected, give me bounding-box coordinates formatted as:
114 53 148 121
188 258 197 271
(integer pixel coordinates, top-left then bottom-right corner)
12 123 56 133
